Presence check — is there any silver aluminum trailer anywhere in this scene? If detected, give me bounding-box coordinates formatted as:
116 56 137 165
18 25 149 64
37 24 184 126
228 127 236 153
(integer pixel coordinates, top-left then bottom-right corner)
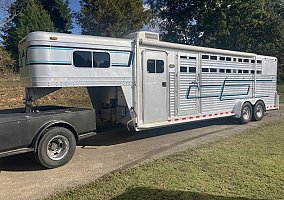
18 31 279 131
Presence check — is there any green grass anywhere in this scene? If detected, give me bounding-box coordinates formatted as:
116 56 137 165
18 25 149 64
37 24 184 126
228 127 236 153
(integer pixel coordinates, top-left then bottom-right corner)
46 120 284 200
278 84 284 104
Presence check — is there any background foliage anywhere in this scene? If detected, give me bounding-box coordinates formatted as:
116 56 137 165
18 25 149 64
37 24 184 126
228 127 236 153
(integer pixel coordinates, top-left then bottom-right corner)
38 0 73 33
78 0 148 37
0 46 16 73
146 0 284 81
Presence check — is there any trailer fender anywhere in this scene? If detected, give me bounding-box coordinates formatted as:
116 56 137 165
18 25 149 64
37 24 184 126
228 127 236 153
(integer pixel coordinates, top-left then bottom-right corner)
233 99 266 118
32 120 78 152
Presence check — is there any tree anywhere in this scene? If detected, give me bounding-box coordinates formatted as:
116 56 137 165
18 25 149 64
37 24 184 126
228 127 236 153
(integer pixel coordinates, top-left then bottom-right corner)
0 46 16 73
146 0 203 44
38 0 73 33
195 1 284 53
147 0 284 81
147 0 284 52
78 0 148 37
1 0 55 62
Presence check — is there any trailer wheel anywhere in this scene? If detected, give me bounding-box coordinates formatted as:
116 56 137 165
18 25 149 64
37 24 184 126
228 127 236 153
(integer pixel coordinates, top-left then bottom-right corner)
240 102 252 124
35 127 76 169
252 101 265 121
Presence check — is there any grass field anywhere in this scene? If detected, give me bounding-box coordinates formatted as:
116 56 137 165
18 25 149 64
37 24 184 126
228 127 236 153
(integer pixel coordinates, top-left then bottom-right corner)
46 120 284 200
278 84 284 104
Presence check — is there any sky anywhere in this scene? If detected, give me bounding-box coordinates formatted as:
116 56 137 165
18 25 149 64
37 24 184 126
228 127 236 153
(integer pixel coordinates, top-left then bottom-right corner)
69 0 81 34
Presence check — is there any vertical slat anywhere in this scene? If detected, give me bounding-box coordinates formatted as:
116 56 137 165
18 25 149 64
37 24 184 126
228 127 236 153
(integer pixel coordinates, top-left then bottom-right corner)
178 56 198 116
169 72 175 117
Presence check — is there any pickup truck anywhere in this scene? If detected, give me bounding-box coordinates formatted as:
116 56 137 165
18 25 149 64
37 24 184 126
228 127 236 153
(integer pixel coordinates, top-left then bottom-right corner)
0 106 96 168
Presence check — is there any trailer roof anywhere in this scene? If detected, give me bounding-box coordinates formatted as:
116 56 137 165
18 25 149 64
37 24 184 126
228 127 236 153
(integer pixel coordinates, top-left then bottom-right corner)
140 39 258 58
19 31 132 48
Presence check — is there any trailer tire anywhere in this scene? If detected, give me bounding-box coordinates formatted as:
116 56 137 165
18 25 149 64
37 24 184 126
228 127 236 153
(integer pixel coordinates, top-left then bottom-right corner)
35 127 76 169
239 102 252 124
252 101 265 121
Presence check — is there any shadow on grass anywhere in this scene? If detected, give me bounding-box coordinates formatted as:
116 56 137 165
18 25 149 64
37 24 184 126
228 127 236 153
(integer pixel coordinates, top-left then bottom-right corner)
113 187 262 200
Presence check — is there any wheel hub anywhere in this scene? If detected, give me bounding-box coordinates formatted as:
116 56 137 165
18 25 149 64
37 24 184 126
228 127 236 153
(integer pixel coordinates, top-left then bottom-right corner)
243 107 250 120
256 105 263 118
47 135 69 161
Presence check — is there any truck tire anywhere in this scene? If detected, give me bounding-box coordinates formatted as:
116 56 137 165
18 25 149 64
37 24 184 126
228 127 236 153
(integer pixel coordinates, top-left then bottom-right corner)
252 101 265 121
239 102 252 124
35 127 76 168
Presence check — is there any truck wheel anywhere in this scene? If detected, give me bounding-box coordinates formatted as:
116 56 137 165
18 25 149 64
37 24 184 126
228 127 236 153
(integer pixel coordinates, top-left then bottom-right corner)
252 101 265 121
239 102 252 124
35 127 76 169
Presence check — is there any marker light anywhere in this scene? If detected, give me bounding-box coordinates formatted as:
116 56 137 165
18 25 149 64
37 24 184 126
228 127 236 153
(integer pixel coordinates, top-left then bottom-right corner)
50 36 58 40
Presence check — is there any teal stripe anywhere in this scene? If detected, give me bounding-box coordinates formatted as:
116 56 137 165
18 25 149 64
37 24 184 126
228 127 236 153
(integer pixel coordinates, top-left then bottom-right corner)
29 47 73 51
112 62 128 65
186 93 249 99
222 79 273 82
256 80 273 82
110 51 130 54
29 60 71 63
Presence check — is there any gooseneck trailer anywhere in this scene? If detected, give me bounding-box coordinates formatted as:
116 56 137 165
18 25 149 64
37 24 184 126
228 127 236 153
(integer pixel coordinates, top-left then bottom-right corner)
0 31 279 168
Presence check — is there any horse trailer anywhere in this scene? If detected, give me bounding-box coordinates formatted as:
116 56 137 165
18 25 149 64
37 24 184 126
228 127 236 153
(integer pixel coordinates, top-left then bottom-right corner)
19 31 279 131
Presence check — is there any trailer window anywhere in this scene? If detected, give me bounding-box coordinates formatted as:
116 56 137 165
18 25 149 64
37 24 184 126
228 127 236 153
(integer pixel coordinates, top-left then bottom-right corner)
147 59 164 73
238 58 243 62
189 67 196 73
156 60 164 73
219 69 225 73
226 69 231 73
93 52 110 68
226 57 232 61
147 60 155 73
73 51 92 68
180 67 187 73
257 60 262 64
220 57 225 61
210 68 217 73
244 59 249 63
210 56 218 60
202 55 209 59
257 70 262 74
238 70 243 73
202 68 209 73
243 70 249 73
251 70 255 74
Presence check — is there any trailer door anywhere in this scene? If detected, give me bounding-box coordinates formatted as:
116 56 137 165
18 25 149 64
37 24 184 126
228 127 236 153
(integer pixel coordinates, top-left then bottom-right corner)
178 54 200 116
142 50 167 124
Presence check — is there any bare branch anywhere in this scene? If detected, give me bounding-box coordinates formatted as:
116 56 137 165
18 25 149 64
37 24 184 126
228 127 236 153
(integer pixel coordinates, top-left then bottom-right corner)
0 11 17 28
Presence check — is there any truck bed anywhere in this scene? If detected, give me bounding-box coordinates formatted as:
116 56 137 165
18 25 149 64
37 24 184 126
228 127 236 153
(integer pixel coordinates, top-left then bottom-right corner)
0 106 96 157
0 106 76 121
